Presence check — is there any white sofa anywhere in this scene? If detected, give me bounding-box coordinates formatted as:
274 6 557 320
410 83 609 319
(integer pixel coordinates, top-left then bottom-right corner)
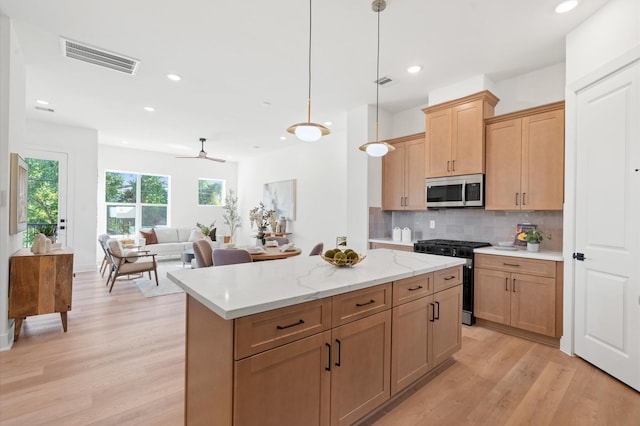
138 227 205 257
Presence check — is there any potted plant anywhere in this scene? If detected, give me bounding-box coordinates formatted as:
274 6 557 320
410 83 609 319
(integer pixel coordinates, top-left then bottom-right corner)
222 190 241 243
249 202 275 245
523 229 550 252
196 221 216 240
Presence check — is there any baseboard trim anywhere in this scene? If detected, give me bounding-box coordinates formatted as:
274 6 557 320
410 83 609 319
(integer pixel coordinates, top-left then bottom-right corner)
0 320 15 352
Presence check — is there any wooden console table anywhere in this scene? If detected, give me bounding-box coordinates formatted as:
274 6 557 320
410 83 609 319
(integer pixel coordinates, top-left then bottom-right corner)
9 248 74 342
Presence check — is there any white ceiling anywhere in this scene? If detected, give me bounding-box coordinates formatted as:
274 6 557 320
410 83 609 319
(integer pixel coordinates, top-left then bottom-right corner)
1 0 609 161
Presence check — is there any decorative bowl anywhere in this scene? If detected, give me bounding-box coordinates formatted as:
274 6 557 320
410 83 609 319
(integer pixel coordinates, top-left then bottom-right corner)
320 254 366 267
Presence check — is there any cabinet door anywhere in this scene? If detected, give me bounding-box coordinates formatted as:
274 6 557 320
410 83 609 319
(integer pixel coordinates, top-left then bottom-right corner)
425 108 452 178
521 108 565 210
431 285 462 368
485 118 523 210
331 310 391 426
474 268 511 325
391 296 431 395
510 273 556 337
404 137 426 210
234 331 331 426
451 100 485 176
382 142 406 210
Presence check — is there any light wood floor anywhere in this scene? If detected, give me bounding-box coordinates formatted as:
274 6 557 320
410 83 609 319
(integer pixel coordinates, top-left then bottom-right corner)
1 266 638 425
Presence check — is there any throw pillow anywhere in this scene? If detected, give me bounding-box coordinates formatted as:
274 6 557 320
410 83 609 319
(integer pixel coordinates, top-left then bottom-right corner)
210 227 216 242
122 249 139 263
140 229 158 245
188 228 205 242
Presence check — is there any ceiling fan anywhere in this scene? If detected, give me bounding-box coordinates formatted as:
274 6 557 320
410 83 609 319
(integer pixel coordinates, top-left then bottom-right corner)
176 138 226 163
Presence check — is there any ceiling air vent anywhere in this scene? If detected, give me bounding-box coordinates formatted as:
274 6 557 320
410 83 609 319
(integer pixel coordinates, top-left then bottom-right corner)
374 76 392 86
60 37 140 75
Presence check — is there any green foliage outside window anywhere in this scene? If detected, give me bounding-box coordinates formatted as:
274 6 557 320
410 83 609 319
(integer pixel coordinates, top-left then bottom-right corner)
24 158 59 247
198 179 225 206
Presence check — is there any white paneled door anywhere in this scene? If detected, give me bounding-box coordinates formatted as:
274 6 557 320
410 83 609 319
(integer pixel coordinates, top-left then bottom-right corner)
574 60 640 392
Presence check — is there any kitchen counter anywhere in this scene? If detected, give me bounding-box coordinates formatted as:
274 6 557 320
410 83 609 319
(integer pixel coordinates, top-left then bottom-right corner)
368 237 415 247
168 248 464 320
474 246 563 261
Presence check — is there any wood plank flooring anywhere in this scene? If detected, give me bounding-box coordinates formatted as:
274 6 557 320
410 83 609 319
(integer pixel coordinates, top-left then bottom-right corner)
1 266 638 425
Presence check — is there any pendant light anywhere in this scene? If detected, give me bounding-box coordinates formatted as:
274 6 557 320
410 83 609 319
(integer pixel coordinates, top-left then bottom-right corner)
359 0 395 157
287 0 330 142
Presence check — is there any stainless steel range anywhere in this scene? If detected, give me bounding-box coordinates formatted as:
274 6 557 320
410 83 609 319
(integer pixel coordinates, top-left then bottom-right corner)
413 239 491 325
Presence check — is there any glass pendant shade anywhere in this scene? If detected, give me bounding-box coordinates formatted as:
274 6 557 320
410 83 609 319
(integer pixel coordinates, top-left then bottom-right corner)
365 142 389 157
295 124 322 142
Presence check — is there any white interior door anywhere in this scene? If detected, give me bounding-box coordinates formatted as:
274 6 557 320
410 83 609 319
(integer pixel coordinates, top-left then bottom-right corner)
24 150 68 246
574 61 640 392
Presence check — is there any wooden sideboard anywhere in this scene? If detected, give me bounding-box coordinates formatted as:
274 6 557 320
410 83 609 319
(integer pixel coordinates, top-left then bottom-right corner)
9 248 74 342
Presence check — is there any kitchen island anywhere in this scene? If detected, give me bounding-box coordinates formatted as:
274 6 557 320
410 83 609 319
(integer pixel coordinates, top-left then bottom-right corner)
169 249 465 425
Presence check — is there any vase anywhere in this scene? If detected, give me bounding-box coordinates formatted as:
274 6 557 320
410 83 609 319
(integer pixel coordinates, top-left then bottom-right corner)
527 242 540 253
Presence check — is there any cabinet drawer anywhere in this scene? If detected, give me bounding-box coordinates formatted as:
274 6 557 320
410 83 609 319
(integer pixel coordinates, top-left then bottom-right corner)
332 283 392 327
475 254 555 278
235 298 331 359
393 274 433 306
433 266 462 293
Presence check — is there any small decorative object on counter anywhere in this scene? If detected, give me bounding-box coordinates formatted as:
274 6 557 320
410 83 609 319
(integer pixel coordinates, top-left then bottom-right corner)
321 248 365 267
523 229 551 253
336 236 347 248
401 227 412 242
392 227 401 241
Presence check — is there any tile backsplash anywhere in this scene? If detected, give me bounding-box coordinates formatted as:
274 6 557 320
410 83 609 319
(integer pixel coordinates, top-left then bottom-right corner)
369 207 563 251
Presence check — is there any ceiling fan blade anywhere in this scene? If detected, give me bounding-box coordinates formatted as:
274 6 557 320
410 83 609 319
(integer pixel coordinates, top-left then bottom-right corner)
175 156 199 159
205 156 226 163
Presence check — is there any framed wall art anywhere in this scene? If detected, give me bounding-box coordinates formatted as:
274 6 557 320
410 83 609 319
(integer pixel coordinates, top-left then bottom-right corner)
10 153 28 234
263 179 296 220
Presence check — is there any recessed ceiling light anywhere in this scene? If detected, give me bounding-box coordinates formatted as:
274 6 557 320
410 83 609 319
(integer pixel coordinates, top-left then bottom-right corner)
252 145 261 149
407 65 422 74
262 101 272 107
555 0 578 13
144 106 155 112
121 140 129 144
36 99 49 105
280 136 287 141
324 121 333 126
166 73 181 81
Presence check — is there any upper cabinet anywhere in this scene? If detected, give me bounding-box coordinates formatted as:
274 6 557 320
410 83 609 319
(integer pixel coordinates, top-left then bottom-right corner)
485 102 565 211
423 91 499 178
381 133 426 211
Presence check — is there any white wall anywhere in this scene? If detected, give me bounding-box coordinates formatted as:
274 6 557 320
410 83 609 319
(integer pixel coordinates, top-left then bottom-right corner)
0 15 26 351
562 0 640 355
98 145 238 249
492 62 566 115
26 120 98 272
237 129 348 255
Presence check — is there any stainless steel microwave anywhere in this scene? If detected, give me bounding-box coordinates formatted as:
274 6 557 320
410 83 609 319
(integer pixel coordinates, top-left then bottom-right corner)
425 173 484 208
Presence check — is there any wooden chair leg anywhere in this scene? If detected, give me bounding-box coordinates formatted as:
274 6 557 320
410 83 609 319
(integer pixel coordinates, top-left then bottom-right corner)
153 268 159 286
108 274 117 293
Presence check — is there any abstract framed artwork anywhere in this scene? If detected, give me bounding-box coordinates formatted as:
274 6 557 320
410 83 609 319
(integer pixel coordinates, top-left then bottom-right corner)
263 179 296 220
10 153 28 234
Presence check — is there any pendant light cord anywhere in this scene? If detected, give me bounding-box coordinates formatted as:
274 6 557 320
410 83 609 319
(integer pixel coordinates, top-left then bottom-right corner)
307 0 313 122
375 4 380 142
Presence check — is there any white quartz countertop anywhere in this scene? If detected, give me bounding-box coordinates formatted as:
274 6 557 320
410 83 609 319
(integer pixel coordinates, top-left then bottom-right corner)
368 238 415 247
168 249 465 320
474 246 564 261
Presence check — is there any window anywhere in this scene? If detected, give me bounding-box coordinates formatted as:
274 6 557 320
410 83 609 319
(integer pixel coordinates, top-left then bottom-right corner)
198 178 225 206
105 171 169 235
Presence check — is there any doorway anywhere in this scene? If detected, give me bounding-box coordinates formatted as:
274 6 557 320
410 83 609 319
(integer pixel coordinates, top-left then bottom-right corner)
23 150 68 247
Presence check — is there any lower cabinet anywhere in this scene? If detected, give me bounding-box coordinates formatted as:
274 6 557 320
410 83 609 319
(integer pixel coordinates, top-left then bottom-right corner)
474 254 563 339
185 268 463 425
391 268 462 395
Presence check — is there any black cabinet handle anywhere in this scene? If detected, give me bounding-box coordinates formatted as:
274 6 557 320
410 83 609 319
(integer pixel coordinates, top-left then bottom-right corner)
435 301 440 320
447 160 450 172
444 275 455 281
430 303 435 322
505 277 509 291
408 285 423 291
356 299 375 307
335 339 342 366
522 192 526 205
512 279 517 293
503 263 520 267
452 159 456 171
276 319 305 330
515 193 519 206
325 343 331 371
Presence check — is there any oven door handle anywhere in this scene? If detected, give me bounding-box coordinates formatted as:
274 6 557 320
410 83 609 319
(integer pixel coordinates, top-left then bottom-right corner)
461 180 466 206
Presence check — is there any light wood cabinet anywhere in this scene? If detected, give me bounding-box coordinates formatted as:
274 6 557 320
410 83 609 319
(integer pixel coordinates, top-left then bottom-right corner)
391 267 462 395
369 242 413 252
9 248 74 341
485 102 565 210
474 254 563 341
381 133 426 210
423 91 499 178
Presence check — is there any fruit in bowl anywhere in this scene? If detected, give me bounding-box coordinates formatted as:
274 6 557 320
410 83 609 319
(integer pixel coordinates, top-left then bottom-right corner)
321 248 365 267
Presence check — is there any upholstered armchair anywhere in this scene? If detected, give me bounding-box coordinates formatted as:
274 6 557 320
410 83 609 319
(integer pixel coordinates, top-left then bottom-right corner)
105 238 159 293
193 239 214 268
